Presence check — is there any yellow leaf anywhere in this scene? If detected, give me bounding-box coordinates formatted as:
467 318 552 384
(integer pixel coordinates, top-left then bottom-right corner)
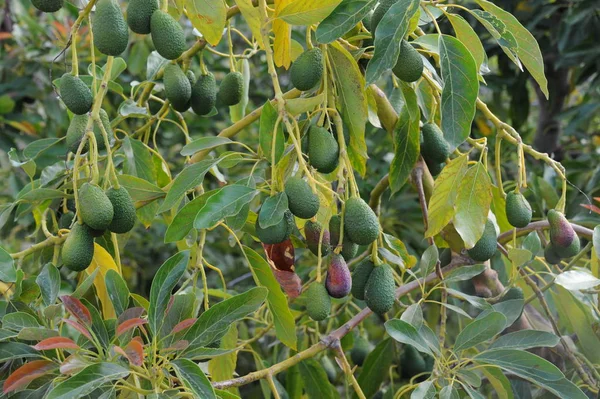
234 0 264 48
85 244 120 319
278 0 342 26
185 0 227 46
273 0 293 69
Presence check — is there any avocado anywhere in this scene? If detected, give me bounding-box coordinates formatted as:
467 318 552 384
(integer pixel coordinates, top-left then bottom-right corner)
59 73 93 115
304 220 330 256
505 192 532 228
548 210 576 248
329 215 359 260
502 287 524 302
65 109 112 154
421 123 450 164
285 176 319 219
255 210 294 244
191 73 217 116
426 160 445 177
440 248 452 267
62 223 94 272
544 243 562 264
290 48 323 91
308 125 339 174
370 0 395 35
78 183 114 231
106 186 136 234
392 40 423 83
218 71 244 106
89 228 106 238
351 259 374 300
467 219 497 262
322 356 337 383
164 63 192 112
343 197 380 245
554 235 581 259
31 0 63 12
93 0 129 56
400 345 428 379
325 254 352 298
351 336 370 366
151 10 186 60
365 264 395 315
126 0 158 34
58 211 75 229
305 282 331 321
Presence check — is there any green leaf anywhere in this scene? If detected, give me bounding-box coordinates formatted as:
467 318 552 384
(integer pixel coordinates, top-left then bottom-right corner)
181 137 233 157
258 193 289 229
208 324 238 383
2 312 39 331
165 196 205 243
171 359 217 399
17 327 59 341
81 299 109 347
0 342 38 362
480 366 513 399
259 100 285 165
489 330 559 351
401 303 423 327
315 0 377 43
121 137 156 184
508 248 533 267
185 0 227 46
385 319 433 356
439 386 459 399
243 246 297 350
474 349 563 382
354 338 395 399
299 359 338 399
438 34 479 150
193 185 259 230
443 264 486 283
105 270 129 316
390 83 420 193
230 58 250 122
453 163 492 249
23 138 62 159
536 377 588 399
454 311 506 352
469 10 520 69
20 188 65 202
0 246 17 283
117 174 164 202
425 154 469 237
555 269 600 291
447 288 492 310
419 245 438 279
411 381 436 399
160 292 195 342
366 0 420 84
46 363 129 399
447 14 486 74
486 299 524 328
328 41 368 176
278 0 343 25
593 226 600 258
148 251 189 335
285 94 325 116
72 269 99 299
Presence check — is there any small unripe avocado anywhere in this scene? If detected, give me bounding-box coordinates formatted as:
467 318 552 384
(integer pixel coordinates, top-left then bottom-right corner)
554 235 581 259
290 48 323 91
65 109 112 154
326 254 352 298
255 210 294 244
304 220 330 256
548 210 576 248
400 345 428 379
392 40 423 83
351 336 370 366
305 283 331 321
344 197 380 245
151 10 186 60
31 0 63 12
370 0 395 35
218 71 244 106
506 192 532 228
351 259 374 300
308 125 339 174
164 64 192 112
191 73 217 116
467 219 498 262
59 73 92 115
426 160 445 177
544 243 562 265
62 223 94 272
106 187 136 234
58 211 75 229
500 287 524 320
93 0 129 56
127 0 158 34
329 215 359 260
421 123 450 164
78 183 114 231
322 356 337 383
285 176 319 219
365 264 395 315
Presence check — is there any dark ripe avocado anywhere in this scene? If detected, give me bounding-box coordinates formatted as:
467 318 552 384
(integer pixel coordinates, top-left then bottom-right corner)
308 125 339 174
304 220 330 256
59 73 93 115
351 258 374 300
285 176 319 219
421 123 450 164
467 219 498 262
290 48 323 91
31 0 63 12
326 254 352 298
329 215 359 260
164 64 192 112
505 192 532 228
305 282 331 321
65 109 112 154
392 40 424 83
365 264 395 315
255 210 294 244
544 243 562 265
62 223 94 272
127 0 158 34
400 345 428 379
555 235 581 259
351 336 370 366
370 0 395 36
343 197 380 245
106 186 137 234
58 211 75 229
191 73 217 116
93 0 129 56
78 183 114 231
151 10 187 60
218 71 244 106
548 209 576 248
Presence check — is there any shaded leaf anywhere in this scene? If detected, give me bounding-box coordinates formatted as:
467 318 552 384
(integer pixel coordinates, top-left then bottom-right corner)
490 330 559 351
454 312 506 352
385 319 432 356
171 359 217 399
474 349 563 382
45 363 129 399
316 0 377 43
354 338 395 399
36 263 60 306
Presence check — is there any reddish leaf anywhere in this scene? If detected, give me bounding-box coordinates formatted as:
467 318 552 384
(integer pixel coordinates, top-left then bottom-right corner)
62 318 93 341
273 269 302 298
162 340 189 352
116 318 148 337
132 336 144 345
60 296 91 325
114 340 145 366
263 240 295 271
171 318 197 335
581 203 600 215
117 307 145 325
32 337 79 351
3 360 55 393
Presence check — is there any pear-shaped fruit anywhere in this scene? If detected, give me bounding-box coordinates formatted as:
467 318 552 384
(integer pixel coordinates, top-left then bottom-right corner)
325 254 351 298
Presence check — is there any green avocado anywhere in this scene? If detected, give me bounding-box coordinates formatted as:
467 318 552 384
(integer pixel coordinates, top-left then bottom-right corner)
255 210 294 244
78 183 114 231
164 63 192 112
505 192 532 228
308 125 339 174
59 73 93 115
58 211 75 229
364 264 395 315
31 0 63 12
400 345 428 379
62 223 94 272
544 243 562 265
65 109 112 154
350 336 370 366
305 282 331 321
421 123 450 164
304 220 330 256
151 10 186 60
290 48 323 91
191 73 217 116
329 215 359 260
467 219 498 262
554 235 581 259
370 0 395 36
351 258 374 300
285 176 319 219
126 0 158 34
106 186 136 234
392 40 423 83
426 160 445 177
93 0 129 56
548 209 576 249
218 71 244 106
343 197 380 245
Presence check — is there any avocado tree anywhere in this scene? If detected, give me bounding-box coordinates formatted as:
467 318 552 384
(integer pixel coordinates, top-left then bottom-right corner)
1 0 599 397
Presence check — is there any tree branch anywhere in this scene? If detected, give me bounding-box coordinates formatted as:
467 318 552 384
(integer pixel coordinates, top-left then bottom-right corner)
497 220 593 244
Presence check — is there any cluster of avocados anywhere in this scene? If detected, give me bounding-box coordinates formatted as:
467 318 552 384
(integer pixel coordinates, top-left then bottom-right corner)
544 209 581 264
351 259 396 315
61 183 136 272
